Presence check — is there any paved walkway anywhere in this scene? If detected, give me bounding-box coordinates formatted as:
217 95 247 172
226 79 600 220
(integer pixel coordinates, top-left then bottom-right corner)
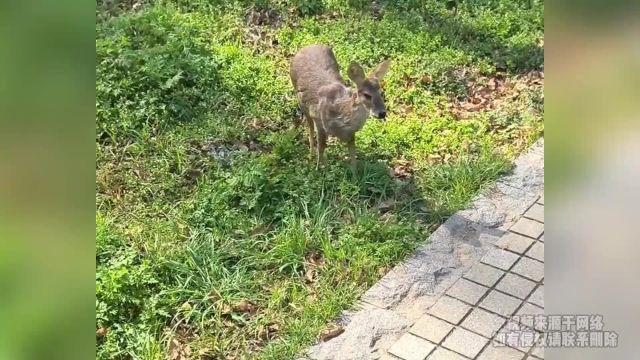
305 139 544 360
386 195 544 360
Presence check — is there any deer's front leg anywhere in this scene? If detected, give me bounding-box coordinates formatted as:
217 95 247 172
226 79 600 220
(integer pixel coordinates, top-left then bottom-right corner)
305 113 316 158
316 126 327 169
347 136 357 174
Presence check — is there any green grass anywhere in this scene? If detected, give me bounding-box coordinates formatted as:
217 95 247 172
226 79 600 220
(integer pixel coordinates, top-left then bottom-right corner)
96 0 543 359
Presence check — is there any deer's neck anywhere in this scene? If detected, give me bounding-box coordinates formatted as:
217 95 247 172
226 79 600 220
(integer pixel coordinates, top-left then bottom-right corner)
336 88 368 123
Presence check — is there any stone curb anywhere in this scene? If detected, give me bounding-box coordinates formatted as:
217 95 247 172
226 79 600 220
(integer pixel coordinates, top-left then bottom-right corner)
306 139 544 360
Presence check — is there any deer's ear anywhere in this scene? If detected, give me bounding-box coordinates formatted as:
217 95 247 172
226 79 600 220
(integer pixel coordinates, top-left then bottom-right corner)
347 62 366 87
370 59 391 80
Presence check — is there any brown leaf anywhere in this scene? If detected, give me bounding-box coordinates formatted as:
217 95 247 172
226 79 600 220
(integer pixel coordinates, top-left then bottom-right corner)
319 325 344 342
96 327 107 337
304 251 325 284
168 338 191 360
306 251 325 267
488 77 498 90
305 267 317 283
391 159 412 179
419 75 432 85
222 318 238 328
398 104 414 115
428 153 445 164
258 322 281 340
378 267 389 277
233 299 256 314
393 165 411 179
218 302 233 315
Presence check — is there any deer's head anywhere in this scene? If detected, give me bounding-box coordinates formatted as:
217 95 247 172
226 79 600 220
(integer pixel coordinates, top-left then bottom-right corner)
347 59 391 120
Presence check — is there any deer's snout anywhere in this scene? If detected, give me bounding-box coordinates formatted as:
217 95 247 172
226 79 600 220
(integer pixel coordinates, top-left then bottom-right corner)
375 111 387 120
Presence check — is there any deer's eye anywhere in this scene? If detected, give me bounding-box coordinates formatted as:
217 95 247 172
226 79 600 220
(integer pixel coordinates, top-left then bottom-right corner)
363 93 372 100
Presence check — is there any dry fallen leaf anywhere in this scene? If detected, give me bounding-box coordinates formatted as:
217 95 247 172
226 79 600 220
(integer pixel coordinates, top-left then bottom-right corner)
304 251 325 284
305 267 317 283
390 159 412 179
258 322 281 340
168 338 191 360
96 327 107 337
233 299 256 314
306 251 325 266
217 302 233 315
319 325 344 342
378 267 389 277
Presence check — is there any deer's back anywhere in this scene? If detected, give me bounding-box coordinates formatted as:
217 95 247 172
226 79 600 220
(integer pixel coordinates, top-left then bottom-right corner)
290 44 345 109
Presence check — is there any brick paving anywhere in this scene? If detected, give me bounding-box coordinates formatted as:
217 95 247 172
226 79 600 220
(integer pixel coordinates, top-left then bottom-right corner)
387 195 544 360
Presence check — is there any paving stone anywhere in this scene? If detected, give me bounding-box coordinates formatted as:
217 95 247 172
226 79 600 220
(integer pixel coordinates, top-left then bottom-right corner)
387 333 435 360
446 278 489 305
442 327 488 359
495 273 536 300
526 242 544 262
495 232 535 254
531 342 544 358
427 296 471 325
481 248 520 270
463 263 504 287
538 234 544 242
426 347 466 360
477 345 525 360
516 302 544 320
497 140 544 194
528 286 544 307
537 194 544 205
379 352 402 360
410 314 454 344
479 290 522 317
495 322 539 353
524 203 544 222
307 308 411 360
511 257 544 282
509 218 544 239
461 308 505 338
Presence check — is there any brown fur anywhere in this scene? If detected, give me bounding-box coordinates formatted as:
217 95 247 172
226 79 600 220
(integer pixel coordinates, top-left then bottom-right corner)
290 44 391 171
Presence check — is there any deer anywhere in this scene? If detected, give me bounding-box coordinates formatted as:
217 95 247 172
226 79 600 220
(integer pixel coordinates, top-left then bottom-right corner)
290 44 391 173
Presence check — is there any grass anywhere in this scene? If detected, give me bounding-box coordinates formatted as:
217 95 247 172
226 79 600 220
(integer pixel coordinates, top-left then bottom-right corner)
95 0 543 359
